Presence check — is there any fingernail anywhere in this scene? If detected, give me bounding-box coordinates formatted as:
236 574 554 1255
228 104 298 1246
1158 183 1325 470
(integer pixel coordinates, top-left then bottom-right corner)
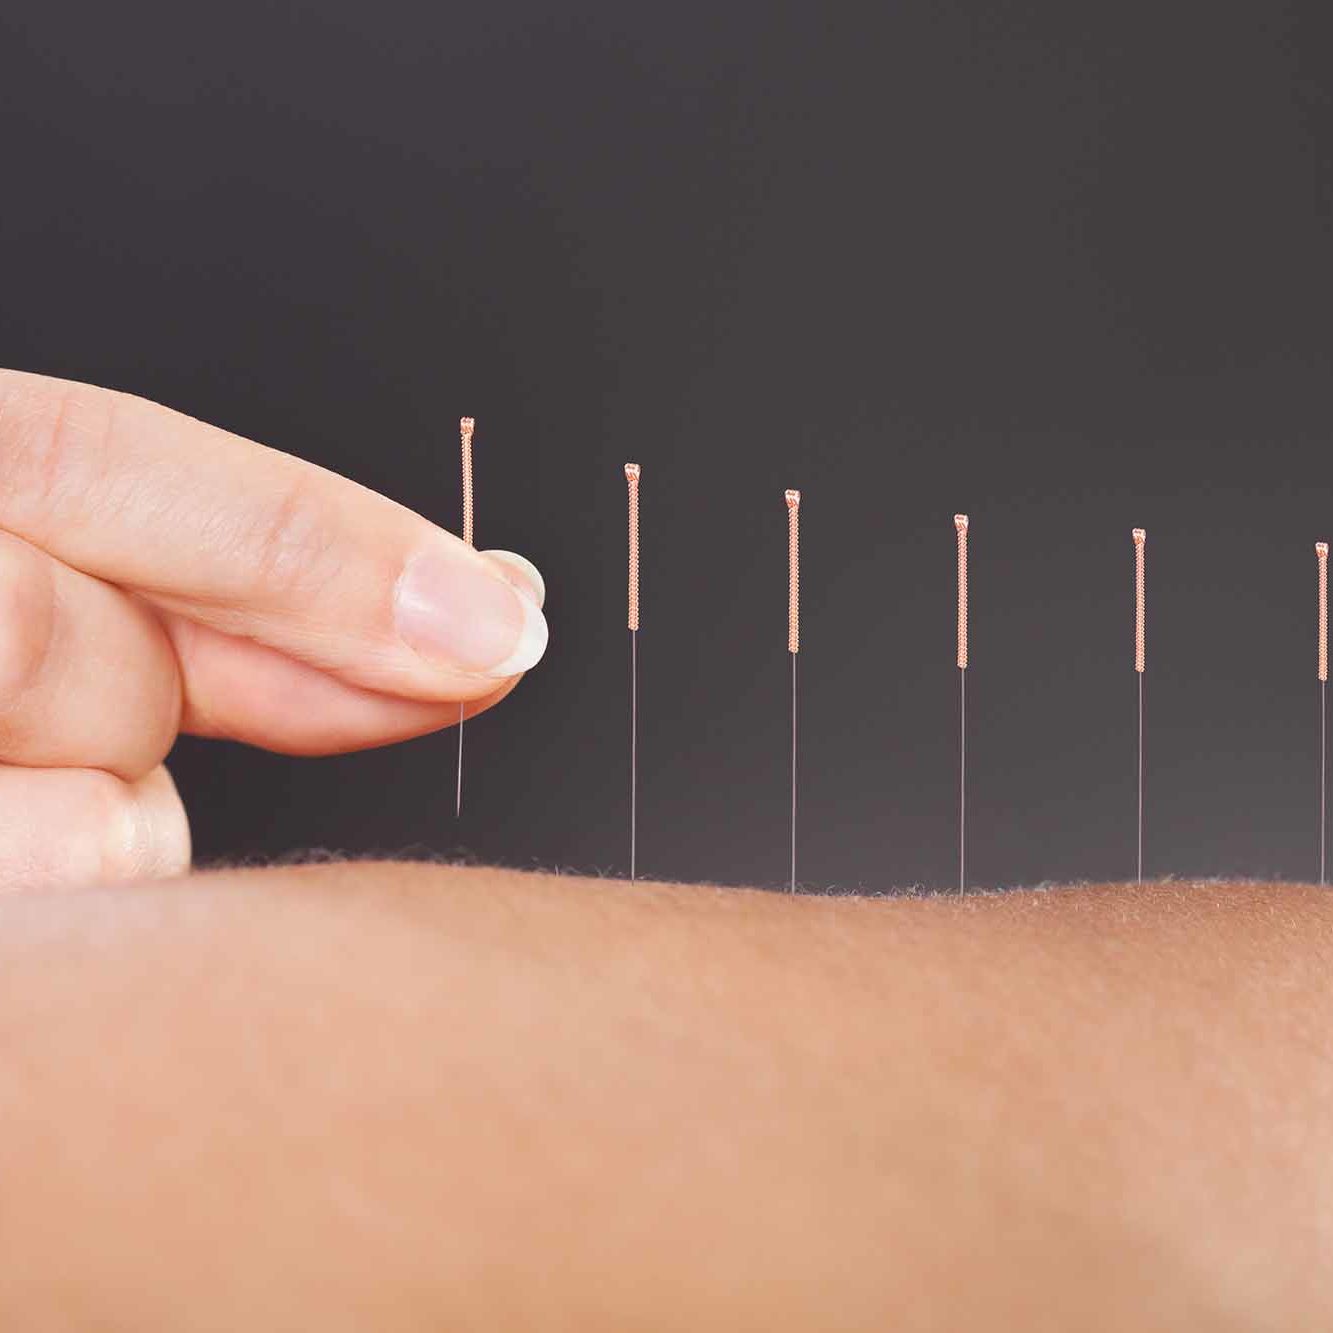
481 549 546 608
395 547 549 677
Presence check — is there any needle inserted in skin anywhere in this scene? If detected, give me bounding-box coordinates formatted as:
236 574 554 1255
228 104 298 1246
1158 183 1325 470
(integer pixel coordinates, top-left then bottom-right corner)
1318 541 1328 885
455 416 475 818
786 489 801 893
1133 528 1146 883
955 515 969 894
625 463 641 882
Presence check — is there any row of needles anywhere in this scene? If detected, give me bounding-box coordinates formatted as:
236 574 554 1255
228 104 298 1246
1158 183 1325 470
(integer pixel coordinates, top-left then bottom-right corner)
611 478 1330 891
446 432 1329 891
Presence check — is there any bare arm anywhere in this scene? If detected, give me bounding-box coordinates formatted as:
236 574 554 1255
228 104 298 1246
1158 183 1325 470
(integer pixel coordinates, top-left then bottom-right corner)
2 865 1329 1330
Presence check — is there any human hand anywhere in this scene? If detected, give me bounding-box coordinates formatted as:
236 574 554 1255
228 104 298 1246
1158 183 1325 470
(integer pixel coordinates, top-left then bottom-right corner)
0 370 547 889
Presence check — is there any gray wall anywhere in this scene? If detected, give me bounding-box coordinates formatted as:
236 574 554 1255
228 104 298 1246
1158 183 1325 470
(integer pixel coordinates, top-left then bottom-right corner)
3 0 1331 889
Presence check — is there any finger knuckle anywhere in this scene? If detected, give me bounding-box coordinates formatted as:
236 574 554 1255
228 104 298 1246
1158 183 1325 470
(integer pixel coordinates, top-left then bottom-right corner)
245 473 343 603
0 375 118 540
0 537 55 728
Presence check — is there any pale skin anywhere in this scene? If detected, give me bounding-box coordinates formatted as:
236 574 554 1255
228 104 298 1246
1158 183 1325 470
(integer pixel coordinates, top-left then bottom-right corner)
0 372 1329 1329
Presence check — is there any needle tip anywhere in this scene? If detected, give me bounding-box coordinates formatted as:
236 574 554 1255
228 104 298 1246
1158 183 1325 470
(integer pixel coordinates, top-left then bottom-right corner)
785 489 801 509
1132 527 1146 545
625 462 641 481
460 417 475 443
954 513 969 532
1318 542 1328 558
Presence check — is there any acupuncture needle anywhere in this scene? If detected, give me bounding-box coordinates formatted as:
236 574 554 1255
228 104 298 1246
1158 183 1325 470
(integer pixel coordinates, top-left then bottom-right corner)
625 463 641 881
1317 541 1328 885
786 489 801 893
954 514 969 894
455 416 475 818
1133 528 1146 883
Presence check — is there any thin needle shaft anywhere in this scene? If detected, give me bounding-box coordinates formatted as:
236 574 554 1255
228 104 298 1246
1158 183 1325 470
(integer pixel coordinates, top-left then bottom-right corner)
625 463 641 881
959 667 966 893
1133 528 1146 883
1138 673 1144 884
1317 541 1328 885
786 489 801 893
456 416 476 818
955 515 969 894
791 652 798 893
456 716 464 816
630 629 638 880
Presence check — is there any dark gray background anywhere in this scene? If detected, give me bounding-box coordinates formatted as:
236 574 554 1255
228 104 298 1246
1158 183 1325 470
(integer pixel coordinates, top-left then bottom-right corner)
1 1 1331 890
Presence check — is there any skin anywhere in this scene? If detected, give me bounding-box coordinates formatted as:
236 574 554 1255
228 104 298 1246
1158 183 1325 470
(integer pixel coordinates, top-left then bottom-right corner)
1 866 1331 1330
0 371 1329 1326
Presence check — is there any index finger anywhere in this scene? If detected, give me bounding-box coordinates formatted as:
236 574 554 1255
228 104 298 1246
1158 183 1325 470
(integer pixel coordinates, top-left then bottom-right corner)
0 371 547 702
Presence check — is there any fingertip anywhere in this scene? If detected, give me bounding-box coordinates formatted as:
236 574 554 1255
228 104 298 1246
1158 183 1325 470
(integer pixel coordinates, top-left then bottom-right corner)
105 767 192 883
480 550 546 609
393 547 548 681
486 590 549 677
137 767 192 878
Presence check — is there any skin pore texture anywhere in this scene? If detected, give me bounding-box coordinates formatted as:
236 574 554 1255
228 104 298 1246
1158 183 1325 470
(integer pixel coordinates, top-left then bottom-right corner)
1 864 1330 1332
